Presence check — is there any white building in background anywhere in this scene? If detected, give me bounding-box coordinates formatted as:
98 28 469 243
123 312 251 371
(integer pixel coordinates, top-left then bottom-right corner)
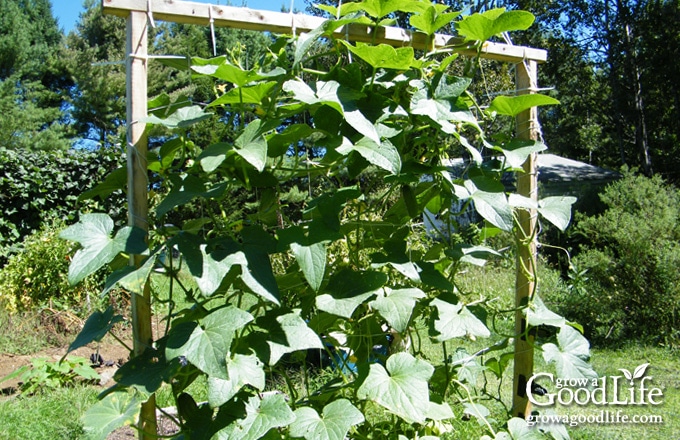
424 154 620 238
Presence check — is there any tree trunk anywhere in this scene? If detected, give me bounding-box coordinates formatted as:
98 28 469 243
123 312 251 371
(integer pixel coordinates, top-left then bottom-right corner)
625 22 652 175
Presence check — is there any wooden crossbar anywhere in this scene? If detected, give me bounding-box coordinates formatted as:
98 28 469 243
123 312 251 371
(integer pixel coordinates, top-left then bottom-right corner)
102 0 547 63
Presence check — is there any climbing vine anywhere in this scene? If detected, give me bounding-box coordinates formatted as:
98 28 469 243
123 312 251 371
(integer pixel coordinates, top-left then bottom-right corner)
62 2 594 439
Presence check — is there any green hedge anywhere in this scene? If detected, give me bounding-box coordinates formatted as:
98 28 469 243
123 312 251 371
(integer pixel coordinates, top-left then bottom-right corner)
0 147 125 263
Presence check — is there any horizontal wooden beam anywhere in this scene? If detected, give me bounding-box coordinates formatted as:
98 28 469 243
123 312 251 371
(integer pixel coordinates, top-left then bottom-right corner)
102 0 547 63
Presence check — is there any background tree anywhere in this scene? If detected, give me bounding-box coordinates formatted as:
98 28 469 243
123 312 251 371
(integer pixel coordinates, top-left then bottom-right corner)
0 0 72 151
63 0 127 147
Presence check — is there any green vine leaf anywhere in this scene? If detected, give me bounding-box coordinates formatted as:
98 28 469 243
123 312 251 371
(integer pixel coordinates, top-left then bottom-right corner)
410 5 460 35
339 41 415 70
336 137 401 175
456 8 535 43
284 80 379 143
143 105 212 129
431 297 490 341
166 306 254 379
235 119 269 172
290 241 326 292
81 390 143 440
290 399 365 440
66 306 123 354
207 352 265 407
103 253 156 296
488 94 560 118
340 0 426 19
214 393 295 440
445 243 501 266
78 166 126 202
506 417 546 439
370 287 426 333
465 178 514 231
187 244 280 304
209 81 278 106
114 347 180 396
260 311 324 365
357 352 435 424
537 196 577 232
525 294 566 328
494 140 547 169
191 61 285 87
316 268 387 318
542 325 598 381
60 214 147 285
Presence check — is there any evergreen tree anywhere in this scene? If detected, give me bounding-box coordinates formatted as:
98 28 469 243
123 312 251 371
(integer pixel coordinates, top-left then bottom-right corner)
0 0 71 151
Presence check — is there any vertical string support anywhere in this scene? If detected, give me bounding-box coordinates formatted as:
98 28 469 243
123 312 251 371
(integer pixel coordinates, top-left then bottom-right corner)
512 59 539 420
126 10 157 440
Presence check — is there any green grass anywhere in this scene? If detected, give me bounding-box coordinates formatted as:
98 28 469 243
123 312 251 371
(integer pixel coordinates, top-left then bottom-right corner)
0 385 99 440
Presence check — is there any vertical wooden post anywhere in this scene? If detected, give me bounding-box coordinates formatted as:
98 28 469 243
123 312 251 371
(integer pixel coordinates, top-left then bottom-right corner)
512 59 539 419
126 10 157 439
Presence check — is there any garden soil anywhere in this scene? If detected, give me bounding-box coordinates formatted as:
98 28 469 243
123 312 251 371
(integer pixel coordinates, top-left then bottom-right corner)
0 322 181 438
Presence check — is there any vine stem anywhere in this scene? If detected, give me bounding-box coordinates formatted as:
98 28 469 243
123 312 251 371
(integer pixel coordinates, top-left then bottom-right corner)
452 378 497 437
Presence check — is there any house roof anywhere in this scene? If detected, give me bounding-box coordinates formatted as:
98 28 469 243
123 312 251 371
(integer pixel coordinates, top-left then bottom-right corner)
537 154 620 183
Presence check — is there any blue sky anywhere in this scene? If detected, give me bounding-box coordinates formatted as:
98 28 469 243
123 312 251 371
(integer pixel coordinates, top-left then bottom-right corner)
51 0 292 33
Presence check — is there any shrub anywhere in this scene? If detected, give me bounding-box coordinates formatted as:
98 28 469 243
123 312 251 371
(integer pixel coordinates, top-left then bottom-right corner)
0 146 125 263
555 172 680 345
0 222 105 314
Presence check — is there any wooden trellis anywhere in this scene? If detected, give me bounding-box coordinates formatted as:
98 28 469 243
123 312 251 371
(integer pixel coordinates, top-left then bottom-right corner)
102 0 547 437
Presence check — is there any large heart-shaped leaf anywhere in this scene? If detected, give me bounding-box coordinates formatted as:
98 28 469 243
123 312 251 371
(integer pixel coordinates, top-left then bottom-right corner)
290 242 326 292
261 311 324 365
340 42 414 70
431 298 490 341
78 167 126 202
114 347 180 396
525 294 566 328
81 391 143 440
188 245 280 304
542 325 598 380
284 80 343 115
209 81 278 106
410 5 460 35
357 352 434 424
143 105 211 129
465 178 514 231
103 253 156 296
214 393 295 440
336 137 401 175
290 399 364 440
317 268 387 318
538 196 577 232
235 119 268 171
192 62 284 87
66 306 124 354
488 94 560 118
370 287 426 333
341 0 425 19
456 8 535 42
506 417 546 440
60 214 147 285
495 140 547 169
208 352 265 407
166 306 254 379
